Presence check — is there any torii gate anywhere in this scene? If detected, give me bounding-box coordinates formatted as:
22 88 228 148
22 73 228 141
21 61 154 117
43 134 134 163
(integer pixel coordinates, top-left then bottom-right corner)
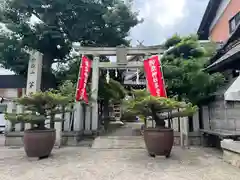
72 45 165 132
24 45 189 147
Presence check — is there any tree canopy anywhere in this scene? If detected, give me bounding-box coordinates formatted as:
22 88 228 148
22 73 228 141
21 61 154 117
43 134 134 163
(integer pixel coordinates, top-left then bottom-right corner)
0 0 139 75
123 89 197 127
162 34 224 104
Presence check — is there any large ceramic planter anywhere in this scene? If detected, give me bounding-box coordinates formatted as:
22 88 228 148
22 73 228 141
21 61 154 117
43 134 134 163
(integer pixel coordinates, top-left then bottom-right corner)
23 129 56 158
143 128 174 158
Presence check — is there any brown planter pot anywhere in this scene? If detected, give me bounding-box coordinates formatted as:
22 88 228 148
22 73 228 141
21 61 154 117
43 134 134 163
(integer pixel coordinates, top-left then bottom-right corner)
143 128 174 158
23 129 56 158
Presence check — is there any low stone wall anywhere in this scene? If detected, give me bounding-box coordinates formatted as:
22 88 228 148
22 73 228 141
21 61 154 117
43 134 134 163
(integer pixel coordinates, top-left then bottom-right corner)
5 131 86 147
174 132 201 146
221 139 240 168
140 130 201 146
4 132 24 146
4 129 201 147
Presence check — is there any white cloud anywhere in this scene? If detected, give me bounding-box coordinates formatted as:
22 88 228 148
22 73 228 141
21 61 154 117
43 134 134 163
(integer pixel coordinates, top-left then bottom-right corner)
0 68 14 75
137 0 186 27
129 0 208 46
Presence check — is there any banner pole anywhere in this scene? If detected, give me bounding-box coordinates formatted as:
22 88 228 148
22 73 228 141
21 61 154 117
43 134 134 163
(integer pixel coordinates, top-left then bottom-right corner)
158 54 167 97
75 54 83 101
72 42 86 131
71 53 83 132
143 53 151 93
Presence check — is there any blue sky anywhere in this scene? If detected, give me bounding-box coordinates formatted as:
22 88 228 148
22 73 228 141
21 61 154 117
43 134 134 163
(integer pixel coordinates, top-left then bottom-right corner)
0 0 209 74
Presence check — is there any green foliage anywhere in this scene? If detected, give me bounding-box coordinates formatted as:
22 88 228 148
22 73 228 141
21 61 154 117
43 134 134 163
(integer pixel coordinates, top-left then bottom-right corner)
121 110 137 122
162 34 225 104
0 32 29 75
57 75 126 106
164 34 204 59
164 34 181 48
56 55 126 103
5 91 71 129
58 80 76 103
123 89 197 124
98 78 126 101
0 0 139 75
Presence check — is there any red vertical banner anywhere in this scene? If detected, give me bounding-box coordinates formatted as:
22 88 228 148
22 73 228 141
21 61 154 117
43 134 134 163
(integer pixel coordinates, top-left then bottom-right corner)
143 55 167 97
75 56 92 103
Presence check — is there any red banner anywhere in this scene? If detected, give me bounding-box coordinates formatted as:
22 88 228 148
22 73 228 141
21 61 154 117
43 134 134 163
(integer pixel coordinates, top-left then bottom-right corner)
75 56 92 103
144 55 167 97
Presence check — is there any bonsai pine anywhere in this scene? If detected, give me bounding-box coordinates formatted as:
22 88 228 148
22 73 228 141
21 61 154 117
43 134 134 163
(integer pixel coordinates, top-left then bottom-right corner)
4 91 71 158
5 91 71 130
124 89 197 128
123 89 197 157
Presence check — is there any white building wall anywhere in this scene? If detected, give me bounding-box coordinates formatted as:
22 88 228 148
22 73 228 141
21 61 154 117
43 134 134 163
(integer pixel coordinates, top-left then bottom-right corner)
0 88 18 99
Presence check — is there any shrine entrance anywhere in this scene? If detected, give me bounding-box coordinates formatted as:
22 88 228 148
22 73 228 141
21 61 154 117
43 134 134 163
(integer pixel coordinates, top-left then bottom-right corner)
72 44 166 133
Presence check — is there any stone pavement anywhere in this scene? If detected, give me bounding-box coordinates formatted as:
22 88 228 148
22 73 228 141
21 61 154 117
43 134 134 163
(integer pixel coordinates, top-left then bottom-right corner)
1 135 240 180
92 136 145 149
1 123 240 179
103 122 142 136
0 134 4 146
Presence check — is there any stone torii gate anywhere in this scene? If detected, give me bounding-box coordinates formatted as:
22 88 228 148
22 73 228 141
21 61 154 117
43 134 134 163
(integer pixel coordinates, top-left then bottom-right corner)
72 45 165 132
23 45 189 147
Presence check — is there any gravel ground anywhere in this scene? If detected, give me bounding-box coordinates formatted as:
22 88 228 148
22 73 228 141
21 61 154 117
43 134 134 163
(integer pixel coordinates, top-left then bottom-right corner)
1 136 240 180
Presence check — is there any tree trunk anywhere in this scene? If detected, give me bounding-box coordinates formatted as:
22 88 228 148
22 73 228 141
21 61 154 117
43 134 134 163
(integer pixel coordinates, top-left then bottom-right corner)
151 104 165 128
103 99 109 118
103 99 110 130
41 54 57 91
50 114 54 129
36 122 45 130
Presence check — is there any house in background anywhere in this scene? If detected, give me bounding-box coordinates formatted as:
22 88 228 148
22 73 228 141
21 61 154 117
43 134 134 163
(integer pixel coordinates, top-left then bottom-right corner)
0 75 26 132
197 0 240 134
198 0 240 43
0 75 26 101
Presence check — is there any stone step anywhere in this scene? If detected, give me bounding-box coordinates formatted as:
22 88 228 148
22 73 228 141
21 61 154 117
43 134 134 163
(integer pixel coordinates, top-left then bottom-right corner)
91 136 145 149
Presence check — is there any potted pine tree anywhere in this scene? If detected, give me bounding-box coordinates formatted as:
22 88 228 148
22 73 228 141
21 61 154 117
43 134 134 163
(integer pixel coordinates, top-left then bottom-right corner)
124 89 197 158
5 91 70 158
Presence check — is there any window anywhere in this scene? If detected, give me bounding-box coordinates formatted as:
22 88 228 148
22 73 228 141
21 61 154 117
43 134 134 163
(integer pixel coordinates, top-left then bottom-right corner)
229 12 240 33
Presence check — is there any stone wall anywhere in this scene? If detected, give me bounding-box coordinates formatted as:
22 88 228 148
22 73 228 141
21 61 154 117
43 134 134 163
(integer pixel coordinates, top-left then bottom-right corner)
204 100 240 131
221 139 240 168
174 132 201 146
5 131 85 147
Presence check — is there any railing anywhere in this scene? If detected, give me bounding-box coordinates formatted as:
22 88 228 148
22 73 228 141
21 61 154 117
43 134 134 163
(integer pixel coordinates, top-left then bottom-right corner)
3 100 201 147
4 102 83 132
4 101 91 146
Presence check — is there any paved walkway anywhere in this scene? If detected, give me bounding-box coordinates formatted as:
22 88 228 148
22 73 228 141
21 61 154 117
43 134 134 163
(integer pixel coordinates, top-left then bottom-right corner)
0 134 4 146
1 124 240 179
103 122 142 136
1 145 240 180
